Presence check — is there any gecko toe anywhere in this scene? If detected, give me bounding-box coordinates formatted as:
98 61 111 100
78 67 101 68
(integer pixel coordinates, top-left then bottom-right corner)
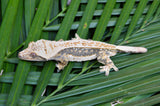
114 66 119 71
99 66 110 76
99 63 119 76
56 63 63 71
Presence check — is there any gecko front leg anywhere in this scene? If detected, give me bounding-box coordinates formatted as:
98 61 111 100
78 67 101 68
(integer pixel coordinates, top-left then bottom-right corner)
97 50 118 76
56 60 68 72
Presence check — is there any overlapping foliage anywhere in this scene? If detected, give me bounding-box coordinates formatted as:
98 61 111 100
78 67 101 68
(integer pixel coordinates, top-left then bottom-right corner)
0 0 160 105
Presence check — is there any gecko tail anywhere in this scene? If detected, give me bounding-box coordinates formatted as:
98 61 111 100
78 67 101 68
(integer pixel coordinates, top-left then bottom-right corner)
116 46 147 53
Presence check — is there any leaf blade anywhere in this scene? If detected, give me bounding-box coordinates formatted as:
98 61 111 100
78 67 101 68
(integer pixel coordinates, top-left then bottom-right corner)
110 0 136 44
6 0 51 105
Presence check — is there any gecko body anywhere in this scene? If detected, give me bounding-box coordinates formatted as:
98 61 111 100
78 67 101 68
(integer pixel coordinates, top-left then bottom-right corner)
19 34 147 75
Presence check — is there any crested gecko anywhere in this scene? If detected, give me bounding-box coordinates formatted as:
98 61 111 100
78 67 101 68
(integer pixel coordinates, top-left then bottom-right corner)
18 34 147 75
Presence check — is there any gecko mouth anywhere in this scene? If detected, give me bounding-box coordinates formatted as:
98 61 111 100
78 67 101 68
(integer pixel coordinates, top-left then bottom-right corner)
18 51 46 61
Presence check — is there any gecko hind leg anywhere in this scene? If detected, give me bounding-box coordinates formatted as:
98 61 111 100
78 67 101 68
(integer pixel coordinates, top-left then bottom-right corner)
56 61 68 72
97 51 118 76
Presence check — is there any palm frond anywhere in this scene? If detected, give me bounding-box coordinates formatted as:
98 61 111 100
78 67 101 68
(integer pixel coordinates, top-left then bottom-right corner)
0 0 160 106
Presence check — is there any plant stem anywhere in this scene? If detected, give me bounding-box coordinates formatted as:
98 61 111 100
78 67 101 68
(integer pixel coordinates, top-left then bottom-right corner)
43 8 67 28
6 42 25 58
119 17 159 45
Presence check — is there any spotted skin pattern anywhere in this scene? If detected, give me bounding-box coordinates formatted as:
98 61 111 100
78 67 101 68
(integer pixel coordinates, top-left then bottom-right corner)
19 34 147 76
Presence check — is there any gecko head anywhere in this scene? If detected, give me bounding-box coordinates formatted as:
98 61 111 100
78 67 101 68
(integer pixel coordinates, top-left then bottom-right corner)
18 42 46 61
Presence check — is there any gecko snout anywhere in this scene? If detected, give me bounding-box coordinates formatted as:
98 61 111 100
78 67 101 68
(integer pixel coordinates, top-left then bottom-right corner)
18 51 24 59
18 49 30 60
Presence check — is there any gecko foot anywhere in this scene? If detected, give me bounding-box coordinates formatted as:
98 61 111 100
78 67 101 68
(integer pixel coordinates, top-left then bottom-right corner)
56 63 65 71
99 63 118 76
56 61 68 71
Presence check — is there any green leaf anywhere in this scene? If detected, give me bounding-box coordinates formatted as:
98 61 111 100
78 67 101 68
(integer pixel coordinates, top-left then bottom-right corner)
59 7 149 18
49 59 160 105
22 66 37 95
123 93 160 106
24 0 36 35
61 0 68 10
58 62 73 88
38 57 160 103
142 0 160 25
21 0 36 95
93 0 116 40
110 0 136 43
0 0 20 70
43 16 144 31
1 0 9 17
6 0 51 105
31 62 55 105
77 0 98 38
56 0 81 40
1 0 23 94
0 1 159 105
125 0 148 39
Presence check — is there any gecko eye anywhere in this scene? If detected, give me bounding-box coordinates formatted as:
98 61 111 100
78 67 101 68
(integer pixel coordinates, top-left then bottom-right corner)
30 52 37 58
